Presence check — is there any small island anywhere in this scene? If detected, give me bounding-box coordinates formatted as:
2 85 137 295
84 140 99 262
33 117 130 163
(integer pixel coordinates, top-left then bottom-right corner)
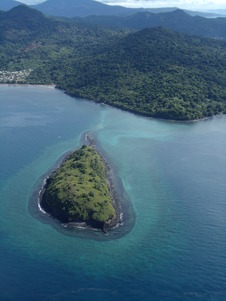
40 145 120 233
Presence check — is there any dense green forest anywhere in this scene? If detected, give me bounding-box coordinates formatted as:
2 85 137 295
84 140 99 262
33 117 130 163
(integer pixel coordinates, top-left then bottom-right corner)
1 5 226 120
55 27 226 120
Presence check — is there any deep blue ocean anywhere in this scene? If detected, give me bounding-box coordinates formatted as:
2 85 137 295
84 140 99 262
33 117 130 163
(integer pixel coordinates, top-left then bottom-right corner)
0 85 226 301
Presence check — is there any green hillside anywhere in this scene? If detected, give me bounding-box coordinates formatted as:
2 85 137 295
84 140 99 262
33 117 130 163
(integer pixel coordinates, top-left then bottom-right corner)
0 6 122 83
41 145 117 231
56 27 226 120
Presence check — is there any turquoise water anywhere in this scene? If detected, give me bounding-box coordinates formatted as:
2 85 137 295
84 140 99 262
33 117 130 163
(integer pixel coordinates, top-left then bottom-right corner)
0 85 226 301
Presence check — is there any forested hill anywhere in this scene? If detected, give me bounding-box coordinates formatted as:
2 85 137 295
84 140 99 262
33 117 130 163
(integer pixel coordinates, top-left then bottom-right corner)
1 6 226 121
0 5 122 78
75 9 226 39
55 27 226 120
0 5 56 30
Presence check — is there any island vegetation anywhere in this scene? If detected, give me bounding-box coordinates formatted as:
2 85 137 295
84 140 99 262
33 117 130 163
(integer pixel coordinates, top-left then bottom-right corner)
40 145 119 232
0 5 226 121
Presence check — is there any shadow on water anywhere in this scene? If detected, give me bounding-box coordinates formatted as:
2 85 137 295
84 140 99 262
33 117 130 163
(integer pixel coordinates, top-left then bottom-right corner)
28 134 136 242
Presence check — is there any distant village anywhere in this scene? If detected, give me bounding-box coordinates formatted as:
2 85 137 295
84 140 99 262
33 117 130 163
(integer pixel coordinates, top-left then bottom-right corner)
0 69 32 83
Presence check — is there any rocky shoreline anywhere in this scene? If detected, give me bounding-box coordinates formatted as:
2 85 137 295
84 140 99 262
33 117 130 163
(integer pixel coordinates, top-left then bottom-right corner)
39 136 122 234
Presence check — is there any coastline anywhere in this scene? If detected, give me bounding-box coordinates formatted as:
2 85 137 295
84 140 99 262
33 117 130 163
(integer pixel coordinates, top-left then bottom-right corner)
64 88 226 124
38 136 123 234
0 83 56 89
1 83 225 123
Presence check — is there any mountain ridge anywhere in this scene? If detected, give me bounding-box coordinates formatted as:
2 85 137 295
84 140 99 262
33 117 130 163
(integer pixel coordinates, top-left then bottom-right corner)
0 0 224 19
31 0 136 17
0 5 226 121
30 0 225 18
74 9 226 39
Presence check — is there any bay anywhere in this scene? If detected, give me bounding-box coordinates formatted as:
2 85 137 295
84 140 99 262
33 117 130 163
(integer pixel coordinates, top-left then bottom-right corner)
0 85 226 301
